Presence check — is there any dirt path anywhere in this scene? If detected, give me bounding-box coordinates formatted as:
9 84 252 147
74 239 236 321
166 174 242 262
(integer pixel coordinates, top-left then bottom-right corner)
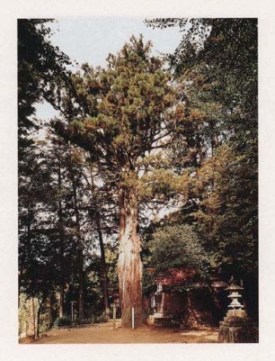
23 321 219 344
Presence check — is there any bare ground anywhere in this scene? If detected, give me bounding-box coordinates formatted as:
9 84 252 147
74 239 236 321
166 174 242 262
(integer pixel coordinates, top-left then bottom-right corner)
20 320 219 344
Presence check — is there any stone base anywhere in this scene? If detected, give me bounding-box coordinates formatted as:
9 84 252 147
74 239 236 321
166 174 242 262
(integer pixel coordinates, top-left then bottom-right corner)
218 311 258 343
147 314 175 327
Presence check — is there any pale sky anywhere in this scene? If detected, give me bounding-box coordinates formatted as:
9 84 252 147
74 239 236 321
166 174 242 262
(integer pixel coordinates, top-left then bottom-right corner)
51 17 182 67
36 17 183 119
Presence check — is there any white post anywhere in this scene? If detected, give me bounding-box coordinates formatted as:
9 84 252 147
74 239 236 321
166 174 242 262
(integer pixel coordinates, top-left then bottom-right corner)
132 307 135 329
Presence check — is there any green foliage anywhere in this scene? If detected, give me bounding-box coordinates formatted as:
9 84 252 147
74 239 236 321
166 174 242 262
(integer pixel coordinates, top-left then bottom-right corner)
74 318 93 325
53 316 71 328
95 314 108 323
146 18 258 281
18 20 73 317
187 144 257 276
148 225 214 275
54 35 181 202
18 19 70 148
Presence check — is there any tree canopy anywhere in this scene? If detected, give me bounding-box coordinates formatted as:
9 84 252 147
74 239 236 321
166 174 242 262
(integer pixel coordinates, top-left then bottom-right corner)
146 18 258 279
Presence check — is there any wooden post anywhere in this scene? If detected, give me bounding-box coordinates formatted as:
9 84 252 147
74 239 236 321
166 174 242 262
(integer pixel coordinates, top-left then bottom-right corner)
113 304 116 330
132 307 134 329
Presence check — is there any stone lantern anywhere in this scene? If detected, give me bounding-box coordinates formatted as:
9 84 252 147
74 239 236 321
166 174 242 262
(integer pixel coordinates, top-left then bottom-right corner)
225 281 246 317
218 277 258 343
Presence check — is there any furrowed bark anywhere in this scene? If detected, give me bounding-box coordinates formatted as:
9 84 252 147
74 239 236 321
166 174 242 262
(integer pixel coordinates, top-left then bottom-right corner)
117 189 143 328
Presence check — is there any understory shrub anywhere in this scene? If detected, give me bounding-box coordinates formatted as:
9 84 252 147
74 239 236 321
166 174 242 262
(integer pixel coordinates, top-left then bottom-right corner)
53 316 71 328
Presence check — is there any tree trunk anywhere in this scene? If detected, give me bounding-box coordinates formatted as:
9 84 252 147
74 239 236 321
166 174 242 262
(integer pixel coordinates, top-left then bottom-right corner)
31 297 36 338
117 189 143 328
95 212 110 319
57 162 65 319
36 299 44 338
49 295 54 328
78 266 85 319
59 287 64 318
71 176 85 320
89 171 110 318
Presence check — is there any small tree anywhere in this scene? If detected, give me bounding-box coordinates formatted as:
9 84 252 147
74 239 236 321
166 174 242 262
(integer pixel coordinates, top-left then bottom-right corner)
148 225 213 275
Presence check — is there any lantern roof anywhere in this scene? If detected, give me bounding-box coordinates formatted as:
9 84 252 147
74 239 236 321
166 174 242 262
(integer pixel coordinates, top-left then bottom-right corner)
225 283 244 291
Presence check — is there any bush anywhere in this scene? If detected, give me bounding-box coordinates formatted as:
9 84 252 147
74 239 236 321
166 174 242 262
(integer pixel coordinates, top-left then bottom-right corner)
148 225 214 275
53 316 71 328
96 314 108 323
74 318 92 325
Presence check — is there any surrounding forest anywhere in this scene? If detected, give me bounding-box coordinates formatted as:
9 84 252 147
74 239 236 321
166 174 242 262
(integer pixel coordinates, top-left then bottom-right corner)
18 18 257 336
